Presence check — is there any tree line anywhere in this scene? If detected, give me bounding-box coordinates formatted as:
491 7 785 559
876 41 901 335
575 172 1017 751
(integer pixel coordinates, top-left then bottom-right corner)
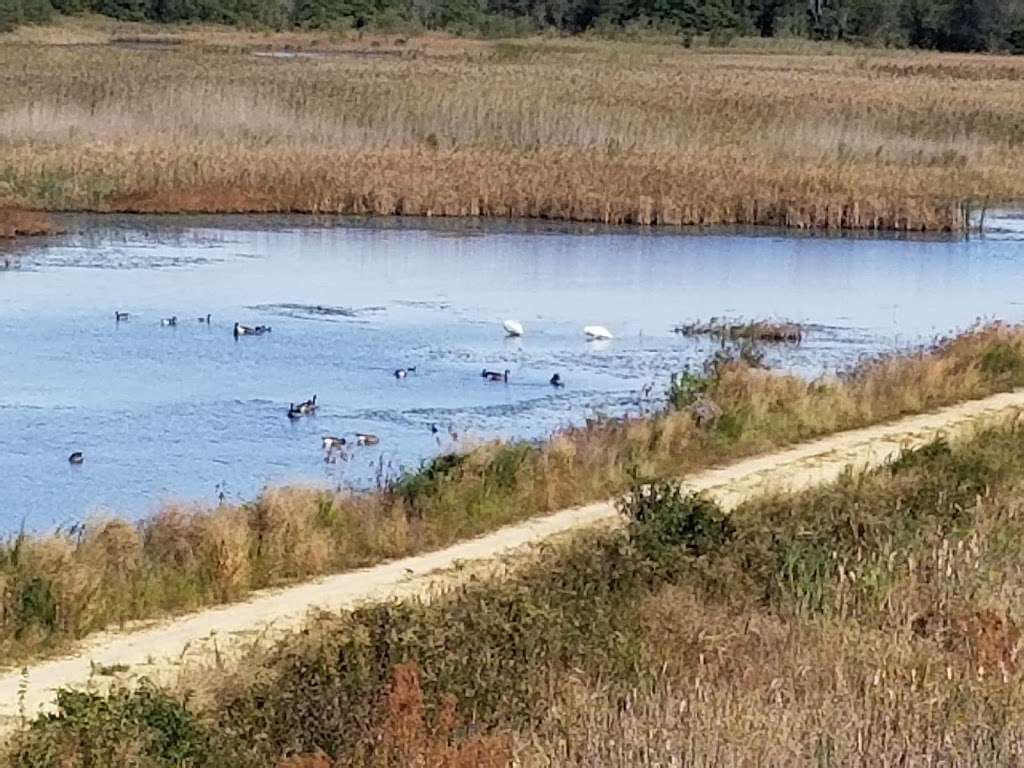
2 0 1023 52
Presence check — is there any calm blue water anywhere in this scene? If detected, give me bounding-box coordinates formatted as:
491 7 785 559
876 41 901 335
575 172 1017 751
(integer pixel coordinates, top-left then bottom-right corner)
1 213 1023 532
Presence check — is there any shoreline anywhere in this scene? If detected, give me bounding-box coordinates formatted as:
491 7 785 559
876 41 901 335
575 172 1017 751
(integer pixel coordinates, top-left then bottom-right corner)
3 386 1023 734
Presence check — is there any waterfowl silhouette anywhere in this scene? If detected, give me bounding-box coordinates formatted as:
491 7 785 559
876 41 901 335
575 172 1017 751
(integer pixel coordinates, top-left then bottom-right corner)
482 369 510 382
114 311 129 323
234 322 269 338
288 395 318 419
354 433 380 446
502 319 524 338
160 316 178 327
550 373 565 388
394 367 417 379
583 325 613 340
322 435 346 451
198 314 211 324
68 451 84 465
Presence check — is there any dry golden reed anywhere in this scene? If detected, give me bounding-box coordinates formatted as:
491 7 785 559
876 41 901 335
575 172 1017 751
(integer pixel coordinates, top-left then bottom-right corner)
1 26 1023 230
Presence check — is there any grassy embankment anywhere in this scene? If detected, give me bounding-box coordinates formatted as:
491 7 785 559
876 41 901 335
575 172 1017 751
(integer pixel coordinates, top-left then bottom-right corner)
1 22 1023 230
10 404 1024 766
3 325 1024 668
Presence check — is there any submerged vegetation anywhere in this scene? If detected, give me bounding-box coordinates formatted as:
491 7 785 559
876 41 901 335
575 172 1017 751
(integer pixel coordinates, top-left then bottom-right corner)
1 32 1022 231
673 317 804 343
3 324 1024 666
10 414 1024 765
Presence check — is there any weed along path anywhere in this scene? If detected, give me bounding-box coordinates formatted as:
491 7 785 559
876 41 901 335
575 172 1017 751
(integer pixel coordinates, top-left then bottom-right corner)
3 389 1024 734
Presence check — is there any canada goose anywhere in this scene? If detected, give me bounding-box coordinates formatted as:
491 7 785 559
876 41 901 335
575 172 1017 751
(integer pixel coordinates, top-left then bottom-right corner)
68 451 84 465
354 433 380 446
198 314 211 324
430 423 439 435
502 319 524 338
584 325 613 340
394 367 417 379
482 369 510 382
114 311 129 323
289 395 318 419
550 373 564 388
161 316 178 327
322 435 346 450
233 322 269 337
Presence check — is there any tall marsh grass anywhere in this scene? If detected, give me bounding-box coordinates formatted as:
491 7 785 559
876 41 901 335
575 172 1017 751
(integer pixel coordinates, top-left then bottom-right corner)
2 324 1024 667
11 420 1024 766
1 33 1022 229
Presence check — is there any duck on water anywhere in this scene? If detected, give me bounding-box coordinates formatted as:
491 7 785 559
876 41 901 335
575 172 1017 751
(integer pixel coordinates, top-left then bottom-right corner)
482 369 510 382
234 322 271 338
288 395 318 419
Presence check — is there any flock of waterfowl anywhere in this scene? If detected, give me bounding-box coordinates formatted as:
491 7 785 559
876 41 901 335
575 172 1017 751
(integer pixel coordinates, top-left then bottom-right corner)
65 314 612 466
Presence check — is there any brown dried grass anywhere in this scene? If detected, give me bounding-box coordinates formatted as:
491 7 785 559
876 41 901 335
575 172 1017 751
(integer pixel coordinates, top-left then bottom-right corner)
0 208 59 237
1 32 1022 230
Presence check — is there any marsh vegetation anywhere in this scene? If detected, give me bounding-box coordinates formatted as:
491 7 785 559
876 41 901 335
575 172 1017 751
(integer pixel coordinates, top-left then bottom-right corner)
1 31 1023 230
10 408 1024 765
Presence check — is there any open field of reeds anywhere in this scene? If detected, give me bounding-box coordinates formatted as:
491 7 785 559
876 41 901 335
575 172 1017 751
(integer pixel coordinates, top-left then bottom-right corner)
1 20 1023 230
4 324 1024 668
10 415 1024 766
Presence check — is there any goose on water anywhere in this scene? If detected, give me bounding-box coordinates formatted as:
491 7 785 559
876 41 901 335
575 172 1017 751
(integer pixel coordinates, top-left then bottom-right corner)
550 373 565 388
482 369 510 382
114 311 130 323
502 319 524 338
394 367 417 379
322 435 346 451
354 432 380 446
161 316 178 327
198 314 211 324
288 395 318 419
584 325 613 341
68 451 84 465
234 322 270 337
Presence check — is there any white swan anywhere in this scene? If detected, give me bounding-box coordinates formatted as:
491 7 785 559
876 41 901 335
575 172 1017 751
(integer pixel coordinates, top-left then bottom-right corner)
584 325 613 341
502 319 524 338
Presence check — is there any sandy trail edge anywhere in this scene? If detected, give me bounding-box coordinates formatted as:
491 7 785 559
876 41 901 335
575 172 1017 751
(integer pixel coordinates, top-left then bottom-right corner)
3 389 1024 730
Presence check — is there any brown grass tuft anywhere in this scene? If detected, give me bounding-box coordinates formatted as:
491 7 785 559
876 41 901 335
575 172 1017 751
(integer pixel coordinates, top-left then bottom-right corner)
0 209 60 238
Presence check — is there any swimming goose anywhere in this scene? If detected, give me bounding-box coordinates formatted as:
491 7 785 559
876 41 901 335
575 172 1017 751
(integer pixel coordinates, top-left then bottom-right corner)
288 395 318 419
114 311 129 323
502 319 524 338
550 373 565 388
354 432 380 446
394 367 417 379
322 435 346 451
68 451 84 465
161 316 178 327
584 325 613 341
234 322 270 337
482 369 510 382
198 314 211 324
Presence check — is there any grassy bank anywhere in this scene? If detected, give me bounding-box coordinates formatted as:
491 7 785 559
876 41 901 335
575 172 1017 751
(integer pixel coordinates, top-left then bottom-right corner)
10 412 1024 766
1 25 1023 230
3 324 1024 668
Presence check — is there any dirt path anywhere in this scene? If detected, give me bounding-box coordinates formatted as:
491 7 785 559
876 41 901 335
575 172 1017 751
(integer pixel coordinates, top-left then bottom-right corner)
3 390 1023 733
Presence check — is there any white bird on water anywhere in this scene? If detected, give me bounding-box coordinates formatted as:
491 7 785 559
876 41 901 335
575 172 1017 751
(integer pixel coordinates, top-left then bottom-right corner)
584 325 613 341
502 319 524 338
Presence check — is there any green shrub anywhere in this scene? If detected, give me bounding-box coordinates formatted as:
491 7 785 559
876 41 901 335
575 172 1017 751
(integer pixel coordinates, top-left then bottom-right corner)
11 683 223 768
